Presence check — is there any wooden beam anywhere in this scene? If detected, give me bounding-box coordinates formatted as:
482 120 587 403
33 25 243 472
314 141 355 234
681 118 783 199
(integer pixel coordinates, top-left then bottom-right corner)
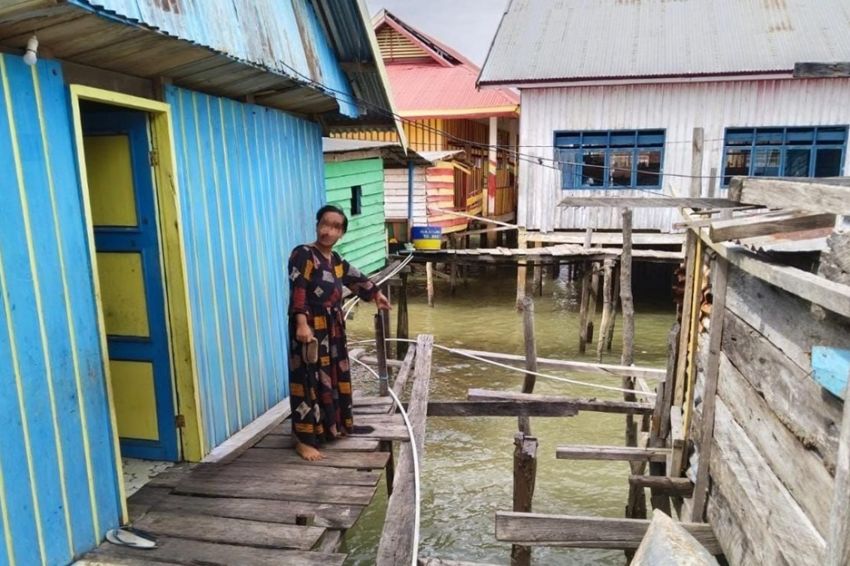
691 257 729 522
708 210 835 242
467 389 654 414
555 445 670 462
628 475 693 497
728 177 850 215
794 62 850 78
377 335 433 566
452 349 665 380
697 229 850 319
392 343 417 398
494 512 721 554
827 374 850 566
557 197 739 208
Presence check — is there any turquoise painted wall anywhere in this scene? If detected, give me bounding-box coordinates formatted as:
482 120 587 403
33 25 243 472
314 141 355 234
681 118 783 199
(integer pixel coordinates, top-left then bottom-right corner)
0 55 122 566
325 157 387 274
166 86 324 451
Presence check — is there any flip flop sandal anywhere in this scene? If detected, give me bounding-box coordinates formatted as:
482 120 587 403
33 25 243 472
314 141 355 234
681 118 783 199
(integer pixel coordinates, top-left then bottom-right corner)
106 527 158 549
302 337 319 365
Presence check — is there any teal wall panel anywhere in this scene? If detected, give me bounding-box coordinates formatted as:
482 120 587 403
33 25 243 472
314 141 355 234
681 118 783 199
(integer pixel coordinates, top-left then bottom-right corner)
0 54 121 566
167 86 324 450
325 157 388 274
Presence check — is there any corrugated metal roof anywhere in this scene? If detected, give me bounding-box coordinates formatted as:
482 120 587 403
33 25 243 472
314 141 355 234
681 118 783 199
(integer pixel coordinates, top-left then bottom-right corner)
322 137 431 165
387 63 518 117
323 138 399 152
372 10 518 117
479 0 850 85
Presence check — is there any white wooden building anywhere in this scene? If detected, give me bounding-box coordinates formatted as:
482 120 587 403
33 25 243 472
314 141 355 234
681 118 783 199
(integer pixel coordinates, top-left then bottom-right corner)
479 0 850 233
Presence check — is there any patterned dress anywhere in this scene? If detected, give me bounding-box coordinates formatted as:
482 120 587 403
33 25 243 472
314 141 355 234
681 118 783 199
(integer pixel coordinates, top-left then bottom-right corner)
287 244 377 447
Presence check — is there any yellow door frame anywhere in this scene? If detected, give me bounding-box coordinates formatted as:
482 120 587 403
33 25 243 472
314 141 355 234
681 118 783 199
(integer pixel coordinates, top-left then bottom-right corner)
68 85 206 517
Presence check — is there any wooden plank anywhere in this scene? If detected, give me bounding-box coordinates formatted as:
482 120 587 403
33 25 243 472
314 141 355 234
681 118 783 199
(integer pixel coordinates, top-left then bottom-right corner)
255 433 381 452
557 197 739 208
189 461 382 487
716 353 833 537
794 62 850 78
722 311 843 472
812 346 850 400
827 376 850 566
710 399 826 564
418 560 500 566
237 447 390 469
452 349 665 380
173 476 377 506
596 259 615 362
393 336 417 398
628 475 693 497
467 389 654 414
674 231 699 406
132 510 324 550
511 433 538 565
690 127 704 198
669 406 685 477
519 296 538 434
691 257 729 522
632 510 719 566
202 399 291 464
83 536 346 566
377 334 433 566
314 529 344 554
494 512 720 553
146 494 364 529
708 210 835 242
555 445 670 462
427 400 578 417
728 177 850 216
705 487 764 566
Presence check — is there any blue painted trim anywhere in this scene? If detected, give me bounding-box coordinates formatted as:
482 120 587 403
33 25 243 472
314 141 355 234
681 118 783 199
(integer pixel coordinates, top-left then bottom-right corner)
812 346 850 399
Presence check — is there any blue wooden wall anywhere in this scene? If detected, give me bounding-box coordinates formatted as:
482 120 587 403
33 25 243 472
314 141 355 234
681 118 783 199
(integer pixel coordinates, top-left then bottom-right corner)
0 55 121 566
166 86 325 450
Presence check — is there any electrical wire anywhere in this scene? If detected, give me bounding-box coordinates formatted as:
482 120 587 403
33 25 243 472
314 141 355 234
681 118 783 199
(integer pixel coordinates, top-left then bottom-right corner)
343 253 415 319
350 338 656 397
349 356 421 566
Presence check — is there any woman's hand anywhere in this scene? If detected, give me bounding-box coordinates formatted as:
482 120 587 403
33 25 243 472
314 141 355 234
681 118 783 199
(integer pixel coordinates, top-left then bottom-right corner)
374 291 391 311
295 316 314 343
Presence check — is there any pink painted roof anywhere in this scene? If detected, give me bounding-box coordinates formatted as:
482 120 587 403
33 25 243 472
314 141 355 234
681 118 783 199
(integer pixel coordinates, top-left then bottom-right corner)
374 10 519 118
386 63 518 117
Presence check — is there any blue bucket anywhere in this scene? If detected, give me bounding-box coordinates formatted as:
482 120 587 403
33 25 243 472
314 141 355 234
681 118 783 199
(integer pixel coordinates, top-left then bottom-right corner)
411 226 442 250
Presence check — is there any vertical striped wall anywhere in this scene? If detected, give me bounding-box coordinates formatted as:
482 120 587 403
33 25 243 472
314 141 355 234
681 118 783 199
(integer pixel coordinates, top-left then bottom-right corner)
165 86 324 451
0 55 121 565
325 157 387 274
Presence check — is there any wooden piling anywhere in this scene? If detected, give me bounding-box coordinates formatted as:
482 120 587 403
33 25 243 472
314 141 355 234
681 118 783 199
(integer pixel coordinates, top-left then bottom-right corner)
606 263 620 351
578 263 592 353
381 283 393 360
519 296 538 435
587 262 600 344
827 374 850 566
396 271 410 360
511 433 538 566
516 230 528 308
426 261 435 308
532 242 543 296
597 259 615 362
375 313 389 397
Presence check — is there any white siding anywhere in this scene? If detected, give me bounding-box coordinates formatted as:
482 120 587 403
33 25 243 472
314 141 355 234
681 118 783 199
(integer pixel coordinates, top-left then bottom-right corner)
384 167 427 224
519 78 850 232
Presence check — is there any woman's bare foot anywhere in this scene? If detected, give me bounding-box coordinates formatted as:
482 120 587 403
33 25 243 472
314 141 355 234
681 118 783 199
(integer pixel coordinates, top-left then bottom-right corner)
295 442 324 461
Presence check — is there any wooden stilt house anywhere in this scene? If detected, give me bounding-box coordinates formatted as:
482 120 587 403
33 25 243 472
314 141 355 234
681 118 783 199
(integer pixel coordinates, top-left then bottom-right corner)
0 1 396 564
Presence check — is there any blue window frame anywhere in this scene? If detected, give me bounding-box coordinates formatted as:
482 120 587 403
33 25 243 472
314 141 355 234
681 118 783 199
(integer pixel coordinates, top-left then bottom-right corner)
554 129 665 190
721 126 848 186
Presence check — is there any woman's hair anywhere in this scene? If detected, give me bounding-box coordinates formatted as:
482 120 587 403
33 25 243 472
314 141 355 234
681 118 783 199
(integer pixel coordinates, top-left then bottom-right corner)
316 204 348 233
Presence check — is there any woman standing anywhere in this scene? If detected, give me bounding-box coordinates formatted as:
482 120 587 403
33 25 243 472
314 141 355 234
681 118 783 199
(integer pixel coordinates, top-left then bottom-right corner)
288 205 390 461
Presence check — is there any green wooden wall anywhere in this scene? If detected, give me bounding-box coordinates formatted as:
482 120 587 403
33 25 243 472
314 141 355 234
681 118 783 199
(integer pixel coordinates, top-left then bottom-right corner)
324 157 387 274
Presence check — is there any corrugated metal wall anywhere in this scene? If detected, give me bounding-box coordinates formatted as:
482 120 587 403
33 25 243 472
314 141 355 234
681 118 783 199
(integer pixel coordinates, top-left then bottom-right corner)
385 167 426 224
325 157 387 274
166 85 324 451
0 55 121 566
520 78 850 232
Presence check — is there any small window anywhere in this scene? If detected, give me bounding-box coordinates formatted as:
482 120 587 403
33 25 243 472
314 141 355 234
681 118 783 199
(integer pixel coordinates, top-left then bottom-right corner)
554 129 665 190
721 126 848 186
351 185 362 216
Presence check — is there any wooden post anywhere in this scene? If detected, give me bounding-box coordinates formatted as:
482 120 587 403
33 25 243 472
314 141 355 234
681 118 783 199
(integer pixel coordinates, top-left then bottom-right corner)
375 314 389 397
426 261 435 308
519 296 538 435
674 232 699 406
449 235 458 296
381 283 393 360
691 256 729 522
587 262 600 344
606 263 620 351
396 271 410 360
511 433 538 566
516 229 528 308
532 242 543 296
689 127 704 198
827 373 850 566
596 259 615 362
578 263 592 353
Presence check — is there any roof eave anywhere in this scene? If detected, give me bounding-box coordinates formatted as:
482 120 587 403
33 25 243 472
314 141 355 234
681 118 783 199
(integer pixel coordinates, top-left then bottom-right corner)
478 70 799 89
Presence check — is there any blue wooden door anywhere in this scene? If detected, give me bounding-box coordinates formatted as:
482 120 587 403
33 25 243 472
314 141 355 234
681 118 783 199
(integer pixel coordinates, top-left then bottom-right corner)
83 110 178 461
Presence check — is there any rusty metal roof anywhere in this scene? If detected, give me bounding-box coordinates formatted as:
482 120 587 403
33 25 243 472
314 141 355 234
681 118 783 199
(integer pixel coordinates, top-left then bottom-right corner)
479 0 850 86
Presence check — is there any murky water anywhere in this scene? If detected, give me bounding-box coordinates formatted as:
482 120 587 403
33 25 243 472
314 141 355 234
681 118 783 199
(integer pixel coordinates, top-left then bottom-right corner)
342 265 676 565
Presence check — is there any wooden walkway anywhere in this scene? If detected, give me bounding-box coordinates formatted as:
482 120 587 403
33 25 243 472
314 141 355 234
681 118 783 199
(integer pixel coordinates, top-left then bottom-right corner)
404 244 683 264
80 397 402 565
